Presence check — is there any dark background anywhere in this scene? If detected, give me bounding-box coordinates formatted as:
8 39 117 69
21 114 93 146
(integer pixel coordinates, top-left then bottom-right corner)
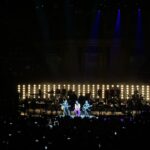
1 0 150 86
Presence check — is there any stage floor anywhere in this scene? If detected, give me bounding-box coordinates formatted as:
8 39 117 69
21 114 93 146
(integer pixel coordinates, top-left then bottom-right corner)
19 108 132 117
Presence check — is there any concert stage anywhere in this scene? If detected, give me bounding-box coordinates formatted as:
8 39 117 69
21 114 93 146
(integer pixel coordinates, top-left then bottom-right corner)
17 83 150 119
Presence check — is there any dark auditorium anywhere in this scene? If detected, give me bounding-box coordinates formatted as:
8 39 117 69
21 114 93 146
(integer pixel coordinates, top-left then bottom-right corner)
1 0 150 149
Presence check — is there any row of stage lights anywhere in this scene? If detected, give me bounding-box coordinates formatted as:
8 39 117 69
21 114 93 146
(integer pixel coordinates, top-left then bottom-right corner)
18 84 150 101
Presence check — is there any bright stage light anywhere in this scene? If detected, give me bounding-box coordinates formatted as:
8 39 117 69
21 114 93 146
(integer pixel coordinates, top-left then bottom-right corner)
18 83 150 101
83 85 85 96
117 85 119 88
27 84 31 98
97 84 100 89
142 85 145 96
121 85 124 99
72 84 75 91
67 84 70 90
38 84 41 89
126 85 129 99
43 85 46 99
111 84 114 87
106 85 109 90
146 86 150 101
22 85 26 100
17 85 21 93
78 84 81 96
102 85 105 99
87 84 90 93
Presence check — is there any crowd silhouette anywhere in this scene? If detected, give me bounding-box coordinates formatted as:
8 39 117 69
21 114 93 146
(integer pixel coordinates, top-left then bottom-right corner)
0 112 150 150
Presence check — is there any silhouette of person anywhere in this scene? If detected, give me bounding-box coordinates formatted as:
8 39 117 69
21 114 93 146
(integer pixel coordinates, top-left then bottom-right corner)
82 100 92 117
74 100 81 117
60 99 70 116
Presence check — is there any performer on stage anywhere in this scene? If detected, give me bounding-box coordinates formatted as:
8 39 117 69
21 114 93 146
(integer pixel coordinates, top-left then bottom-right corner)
60 100 70 116
82 100 92 117
74 100 81 117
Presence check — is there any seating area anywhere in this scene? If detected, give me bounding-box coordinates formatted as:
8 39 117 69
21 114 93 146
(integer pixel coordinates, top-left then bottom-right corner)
1 112 150 150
